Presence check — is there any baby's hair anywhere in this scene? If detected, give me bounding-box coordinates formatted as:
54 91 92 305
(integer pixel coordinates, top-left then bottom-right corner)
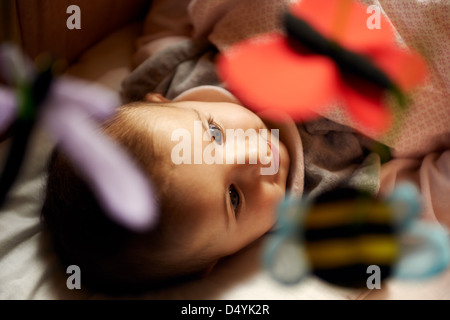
41 101 216 294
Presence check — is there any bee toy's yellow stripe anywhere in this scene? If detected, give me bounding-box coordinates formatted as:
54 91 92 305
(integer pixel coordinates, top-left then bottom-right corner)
305 235 399 269
304 201 393 229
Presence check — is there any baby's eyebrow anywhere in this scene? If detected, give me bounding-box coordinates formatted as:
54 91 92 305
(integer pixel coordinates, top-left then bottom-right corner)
191 108 209 133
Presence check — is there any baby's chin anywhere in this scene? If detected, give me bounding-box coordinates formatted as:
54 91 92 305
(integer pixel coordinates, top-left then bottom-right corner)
275 138 291 192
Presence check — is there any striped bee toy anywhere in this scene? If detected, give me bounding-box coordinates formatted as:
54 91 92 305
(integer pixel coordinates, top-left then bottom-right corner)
264 183 450 288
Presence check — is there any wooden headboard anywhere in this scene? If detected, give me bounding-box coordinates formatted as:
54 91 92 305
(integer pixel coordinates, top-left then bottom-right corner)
2 0 151 64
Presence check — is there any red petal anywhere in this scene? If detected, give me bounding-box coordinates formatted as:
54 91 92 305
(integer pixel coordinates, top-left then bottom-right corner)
339 75 392 133
290 0 395 53
218 33 341 121
370 46 428 91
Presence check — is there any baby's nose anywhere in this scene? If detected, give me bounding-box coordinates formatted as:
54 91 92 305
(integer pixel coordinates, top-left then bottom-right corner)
231 134 272 168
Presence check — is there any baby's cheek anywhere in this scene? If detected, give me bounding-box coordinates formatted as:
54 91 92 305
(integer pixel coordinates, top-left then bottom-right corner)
238 184 283 240
257 188 281 225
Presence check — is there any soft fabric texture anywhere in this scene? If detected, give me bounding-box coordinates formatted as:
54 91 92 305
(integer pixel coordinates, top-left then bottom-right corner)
122 39 219 102
298 119 381 198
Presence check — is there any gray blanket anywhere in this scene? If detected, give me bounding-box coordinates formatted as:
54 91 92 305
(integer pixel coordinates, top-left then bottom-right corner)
121 39 382 199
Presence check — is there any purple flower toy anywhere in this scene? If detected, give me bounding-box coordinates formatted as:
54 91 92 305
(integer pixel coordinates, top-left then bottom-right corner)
0 43 158 232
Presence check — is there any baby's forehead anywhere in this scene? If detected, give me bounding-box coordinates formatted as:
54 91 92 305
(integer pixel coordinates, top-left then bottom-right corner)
147 102 202 120
127 102 198 130
150 104 200 129
138 104 198 159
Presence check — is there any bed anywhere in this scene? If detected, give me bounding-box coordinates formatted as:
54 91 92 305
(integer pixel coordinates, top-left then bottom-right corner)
1 0 449 300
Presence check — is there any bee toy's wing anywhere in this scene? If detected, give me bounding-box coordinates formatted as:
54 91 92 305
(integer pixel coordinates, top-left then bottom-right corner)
388 183 450 279
264 235 310 285
386 182 422 230
263 195 311 285
394 222 450 279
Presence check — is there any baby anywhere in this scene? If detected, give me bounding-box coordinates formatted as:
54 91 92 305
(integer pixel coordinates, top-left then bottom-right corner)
43 80 379 294
42 82 307 291
42 0 450 293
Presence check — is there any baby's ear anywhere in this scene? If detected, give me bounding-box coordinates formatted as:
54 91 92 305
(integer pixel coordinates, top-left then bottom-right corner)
144 93 171 103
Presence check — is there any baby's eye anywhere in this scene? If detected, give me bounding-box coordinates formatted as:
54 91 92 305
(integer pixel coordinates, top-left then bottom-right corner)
209 123 223 145
229 185 240 213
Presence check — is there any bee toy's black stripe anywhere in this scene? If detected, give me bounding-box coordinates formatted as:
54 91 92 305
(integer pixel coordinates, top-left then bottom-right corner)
303 222 394 242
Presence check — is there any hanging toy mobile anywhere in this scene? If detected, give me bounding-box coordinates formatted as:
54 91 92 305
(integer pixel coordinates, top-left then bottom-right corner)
217 0 428 134
0 43 158 231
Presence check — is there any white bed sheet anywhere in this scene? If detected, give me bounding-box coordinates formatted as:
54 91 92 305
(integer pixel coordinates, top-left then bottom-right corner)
1 22 449 300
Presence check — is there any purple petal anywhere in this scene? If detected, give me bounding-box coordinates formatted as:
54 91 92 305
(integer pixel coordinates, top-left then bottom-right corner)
51 76 120 121
42 102 158 232
0 86 16 132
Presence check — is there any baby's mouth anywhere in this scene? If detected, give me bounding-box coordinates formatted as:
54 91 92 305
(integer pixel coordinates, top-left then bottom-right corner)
260 135 280 178
256 110 304 197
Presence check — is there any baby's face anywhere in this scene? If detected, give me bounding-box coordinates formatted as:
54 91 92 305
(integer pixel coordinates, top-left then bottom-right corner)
148 98 291 263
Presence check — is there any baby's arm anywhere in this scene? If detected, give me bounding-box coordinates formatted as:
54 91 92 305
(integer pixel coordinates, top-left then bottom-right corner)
133 0 193 67
379 145 450 229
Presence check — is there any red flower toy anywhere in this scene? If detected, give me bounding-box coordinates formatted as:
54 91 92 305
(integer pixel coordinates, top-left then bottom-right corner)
218 0 427 133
